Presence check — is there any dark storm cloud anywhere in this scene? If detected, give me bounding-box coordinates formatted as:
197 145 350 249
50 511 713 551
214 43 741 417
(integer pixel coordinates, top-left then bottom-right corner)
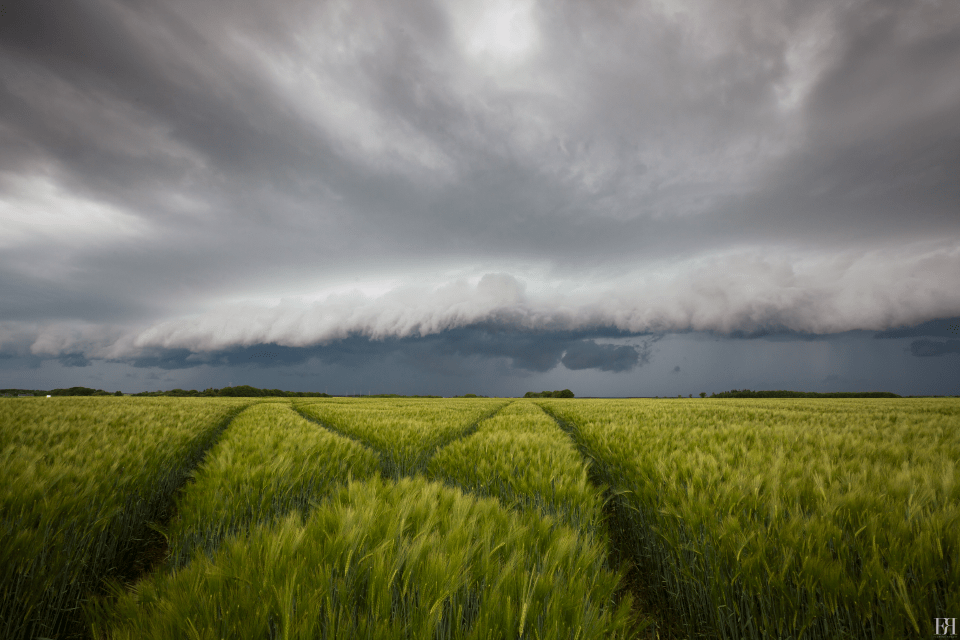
909 340 960 358
131 348 212 370
110 325 659 375
873 317 960 339
57 353 91 368
560 341 642 372
1 0 959 389
422 328 569 373
424 328 656 373
129 344 333 370
718 327 855 342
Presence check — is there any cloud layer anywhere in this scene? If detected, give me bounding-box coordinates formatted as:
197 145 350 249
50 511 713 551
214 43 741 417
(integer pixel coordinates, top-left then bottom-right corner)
4 239 958 367
2 0 959 386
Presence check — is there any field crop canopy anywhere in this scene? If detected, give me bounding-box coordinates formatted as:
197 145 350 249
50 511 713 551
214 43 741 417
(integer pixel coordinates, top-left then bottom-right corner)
428 400 605 536
0 397 253 640
540 398 960 640
160 403 382 570
294 397 508 477
92 476 634 640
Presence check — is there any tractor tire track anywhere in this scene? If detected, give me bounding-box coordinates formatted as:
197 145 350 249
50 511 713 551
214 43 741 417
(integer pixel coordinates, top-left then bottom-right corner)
539 403 688 640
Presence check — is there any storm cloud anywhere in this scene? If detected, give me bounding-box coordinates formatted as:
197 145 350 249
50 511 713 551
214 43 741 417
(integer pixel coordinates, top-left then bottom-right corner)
910 340 960 358
1 0 959 394
561 341 644 372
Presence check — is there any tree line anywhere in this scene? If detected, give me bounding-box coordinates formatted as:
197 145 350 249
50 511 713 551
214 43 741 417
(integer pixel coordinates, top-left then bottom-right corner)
133 386 332 397
709 389 901 398
9 386 949 399
1 387 121 397
523 389 575 398
0 386 333 398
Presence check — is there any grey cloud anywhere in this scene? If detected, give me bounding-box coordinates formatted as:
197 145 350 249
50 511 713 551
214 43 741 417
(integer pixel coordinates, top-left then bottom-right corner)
394 328 656 375
909 340 960 358
48 325 659 376
2 0 951 275
131 349 214 371
3 242 960 366
4 328 955 397
805 3 960 146
873 317 960 339
561 341 641 372
0 270 156 323
736 3 960 249
2 0 959 394
57 353 91 367
426 328 568 373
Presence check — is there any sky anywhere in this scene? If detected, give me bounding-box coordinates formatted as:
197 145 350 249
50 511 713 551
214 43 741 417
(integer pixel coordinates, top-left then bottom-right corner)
1 0 959 397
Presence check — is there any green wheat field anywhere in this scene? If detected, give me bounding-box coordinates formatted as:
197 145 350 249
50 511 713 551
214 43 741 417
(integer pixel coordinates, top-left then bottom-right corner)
2 397 957 639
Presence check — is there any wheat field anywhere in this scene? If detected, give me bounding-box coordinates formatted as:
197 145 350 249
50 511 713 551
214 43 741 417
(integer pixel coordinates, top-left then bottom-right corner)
2 396 956 639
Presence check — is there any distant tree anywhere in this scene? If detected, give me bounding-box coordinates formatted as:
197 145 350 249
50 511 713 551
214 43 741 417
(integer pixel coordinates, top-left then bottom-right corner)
114 390 123 396
219 385 263 397
524 389 574 398
50 387 106 396
678 394 682 398
699 392 706 398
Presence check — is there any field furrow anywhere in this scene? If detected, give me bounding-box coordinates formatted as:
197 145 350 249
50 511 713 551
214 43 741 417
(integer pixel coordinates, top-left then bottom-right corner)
157 402 382 570
0 397 253 640
540 398 960 640
428 400 606 537
94 476 634 640
294 397 508 477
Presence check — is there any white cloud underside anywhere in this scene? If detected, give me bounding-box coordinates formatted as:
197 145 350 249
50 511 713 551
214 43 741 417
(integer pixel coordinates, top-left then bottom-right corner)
9 241 958 360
